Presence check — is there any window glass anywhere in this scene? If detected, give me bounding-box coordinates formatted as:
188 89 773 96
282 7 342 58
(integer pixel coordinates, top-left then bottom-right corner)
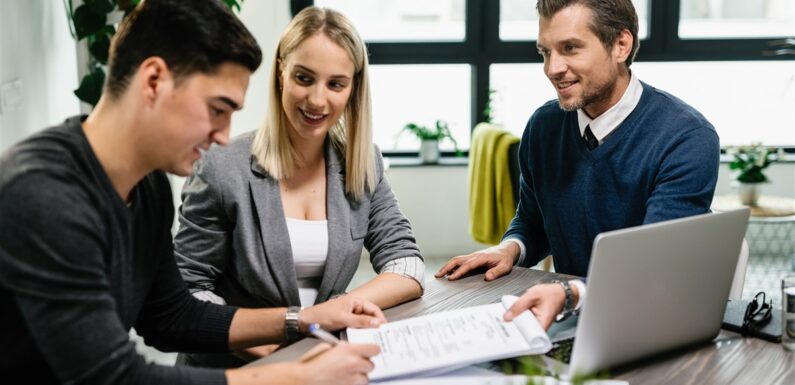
679 0 795 38
315 0 466 42
489 64 555 138
370 64 471 151
499 0 649 41
490 62 795 146
633 61 795 146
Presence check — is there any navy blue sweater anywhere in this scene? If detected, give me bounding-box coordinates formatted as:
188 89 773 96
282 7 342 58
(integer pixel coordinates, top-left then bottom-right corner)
504 82 720 277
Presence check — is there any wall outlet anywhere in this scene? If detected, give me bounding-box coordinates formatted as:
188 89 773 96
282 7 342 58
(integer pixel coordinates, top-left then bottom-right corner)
0 79 23 114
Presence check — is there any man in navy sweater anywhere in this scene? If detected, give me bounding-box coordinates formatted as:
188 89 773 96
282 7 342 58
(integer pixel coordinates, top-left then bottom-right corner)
437 0 719 329
0 1 381 384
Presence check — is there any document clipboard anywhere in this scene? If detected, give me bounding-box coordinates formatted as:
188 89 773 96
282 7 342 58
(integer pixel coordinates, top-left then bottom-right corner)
345 295 552 381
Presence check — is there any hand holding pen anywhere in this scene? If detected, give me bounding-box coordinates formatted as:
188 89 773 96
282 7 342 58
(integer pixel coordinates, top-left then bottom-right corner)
309 323 342 345
295 324 380 384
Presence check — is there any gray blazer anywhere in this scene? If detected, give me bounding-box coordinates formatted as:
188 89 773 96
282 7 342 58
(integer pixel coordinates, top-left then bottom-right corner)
175 132 422 310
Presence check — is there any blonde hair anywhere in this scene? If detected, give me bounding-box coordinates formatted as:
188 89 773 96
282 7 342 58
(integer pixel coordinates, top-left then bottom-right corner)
252 6 375 200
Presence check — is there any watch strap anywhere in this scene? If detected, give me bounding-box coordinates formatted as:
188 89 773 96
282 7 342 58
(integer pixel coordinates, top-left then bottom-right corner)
552 279 574 322
285 306 302 342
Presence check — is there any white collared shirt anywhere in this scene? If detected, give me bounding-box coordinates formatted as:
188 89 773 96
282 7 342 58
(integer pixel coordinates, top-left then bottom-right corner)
576 71 642 144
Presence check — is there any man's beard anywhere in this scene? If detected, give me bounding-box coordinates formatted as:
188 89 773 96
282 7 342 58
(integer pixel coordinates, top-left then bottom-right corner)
558 73 617 112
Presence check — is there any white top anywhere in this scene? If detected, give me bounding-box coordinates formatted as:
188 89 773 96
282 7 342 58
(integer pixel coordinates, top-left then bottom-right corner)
285 217 329 307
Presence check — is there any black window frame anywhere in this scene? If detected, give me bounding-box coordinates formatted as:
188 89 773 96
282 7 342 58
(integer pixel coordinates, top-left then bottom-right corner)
291 0 795 157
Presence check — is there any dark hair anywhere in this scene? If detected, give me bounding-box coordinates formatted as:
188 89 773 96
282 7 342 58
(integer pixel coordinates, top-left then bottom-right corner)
537 0 639 67
105 0 263 99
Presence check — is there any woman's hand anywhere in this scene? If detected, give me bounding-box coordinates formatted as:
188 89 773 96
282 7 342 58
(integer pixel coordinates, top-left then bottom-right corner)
300 295 387 332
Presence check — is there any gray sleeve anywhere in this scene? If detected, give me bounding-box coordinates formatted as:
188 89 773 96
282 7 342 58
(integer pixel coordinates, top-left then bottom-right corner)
174 154 234 294
379 256 426 291
192 290 228 305
365 147 424 272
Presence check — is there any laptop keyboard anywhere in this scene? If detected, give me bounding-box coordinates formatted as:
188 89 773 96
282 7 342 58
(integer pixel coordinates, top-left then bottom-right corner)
545 337 575 364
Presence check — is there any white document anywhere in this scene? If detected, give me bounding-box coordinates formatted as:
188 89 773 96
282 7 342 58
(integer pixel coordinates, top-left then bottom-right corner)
376 375 530 385
347 295 552 381
374 365 528 385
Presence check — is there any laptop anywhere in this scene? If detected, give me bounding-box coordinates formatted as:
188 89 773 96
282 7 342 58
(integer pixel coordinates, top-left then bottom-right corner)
543 208 750 379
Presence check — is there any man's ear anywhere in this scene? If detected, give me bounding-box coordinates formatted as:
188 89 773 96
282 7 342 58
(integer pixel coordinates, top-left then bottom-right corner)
613 29 633 65
138 57 172 105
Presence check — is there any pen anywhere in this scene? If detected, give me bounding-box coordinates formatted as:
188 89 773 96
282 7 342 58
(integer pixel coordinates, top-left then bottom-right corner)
308 323 341 345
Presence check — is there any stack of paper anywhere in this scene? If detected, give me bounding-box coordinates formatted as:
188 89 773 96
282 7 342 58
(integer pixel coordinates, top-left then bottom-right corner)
346 295 552 382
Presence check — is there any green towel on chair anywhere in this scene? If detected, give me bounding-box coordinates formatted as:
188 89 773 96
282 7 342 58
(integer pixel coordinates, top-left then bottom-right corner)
468 123 520 245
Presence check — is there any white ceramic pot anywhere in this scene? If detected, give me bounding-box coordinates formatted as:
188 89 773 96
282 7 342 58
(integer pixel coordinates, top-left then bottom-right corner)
736 182 762 206
420 140 440 164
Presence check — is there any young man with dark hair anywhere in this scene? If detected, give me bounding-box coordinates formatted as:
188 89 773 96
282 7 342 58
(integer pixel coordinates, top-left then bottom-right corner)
437 0 719 329
0 1 380 384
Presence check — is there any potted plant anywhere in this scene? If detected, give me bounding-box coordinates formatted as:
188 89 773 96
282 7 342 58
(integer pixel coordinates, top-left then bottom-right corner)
726 143 783 206
398 120 460 164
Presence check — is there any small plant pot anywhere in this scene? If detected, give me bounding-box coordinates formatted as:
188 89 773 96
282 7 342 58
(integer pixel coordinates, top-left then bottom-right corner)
735 181 762 206
420 140 440 164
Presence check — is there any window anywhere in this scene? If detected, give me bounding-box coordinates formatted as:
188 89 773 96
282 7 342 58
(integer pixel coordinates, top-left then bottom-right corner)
293 0 795 154
499 0 650 41
370 64 471 151
315 0 466 42
679 0 794 39
490 61 795 146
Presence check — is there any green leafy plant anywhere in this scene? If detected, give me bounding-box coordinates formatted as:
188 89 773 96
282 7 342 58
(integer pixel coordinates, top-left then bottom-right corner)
482 89 497 124
64 0 244 106
498 355 609 385
397 120 460 153
726 143 783 183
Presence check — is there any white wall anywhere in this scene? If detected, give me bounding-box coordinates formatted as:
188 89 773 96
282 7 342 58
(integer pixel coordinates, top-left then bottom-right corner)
0 0 80 152
229 1 291 139
386 166 486 259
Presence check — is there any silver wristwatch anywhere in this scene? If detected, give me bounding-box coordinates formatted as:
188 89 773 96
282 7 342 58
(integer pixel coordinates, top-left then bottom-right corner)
552 279 575 322
285 306 302 342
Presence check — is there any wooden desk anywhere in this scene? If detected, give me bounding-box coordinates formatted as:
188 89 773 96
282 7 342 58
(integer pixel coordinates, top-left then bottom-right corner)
248 267 795 384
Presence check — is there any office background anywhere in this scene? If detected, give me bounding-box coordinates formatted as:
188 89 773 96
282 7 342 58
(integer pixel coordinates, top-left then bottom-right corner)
1 0 791 258
0 0 793 365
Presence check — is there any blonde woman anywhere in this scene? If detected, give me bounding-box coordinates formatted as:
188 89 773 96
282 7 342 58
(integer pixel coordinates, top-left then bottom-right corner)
175 6 424 368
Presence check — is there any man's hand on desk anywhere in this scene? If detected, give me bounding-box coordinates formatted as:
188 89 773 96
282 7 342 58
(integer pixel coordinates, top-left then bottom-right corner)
300 295 387 332
503 282 581 331
434 242 519 281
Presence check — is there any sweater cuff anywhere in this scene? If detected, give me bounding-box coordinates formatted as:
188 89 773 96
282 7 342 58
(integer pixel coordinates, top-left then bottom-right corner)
501 238 526 266
570 279 586 311
196 303 238 350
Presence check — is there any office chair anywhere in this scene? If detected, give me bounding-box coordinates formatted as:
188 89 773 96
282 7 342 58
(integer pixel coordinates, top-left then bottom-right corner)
468 123 519 245
729 238 750 300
